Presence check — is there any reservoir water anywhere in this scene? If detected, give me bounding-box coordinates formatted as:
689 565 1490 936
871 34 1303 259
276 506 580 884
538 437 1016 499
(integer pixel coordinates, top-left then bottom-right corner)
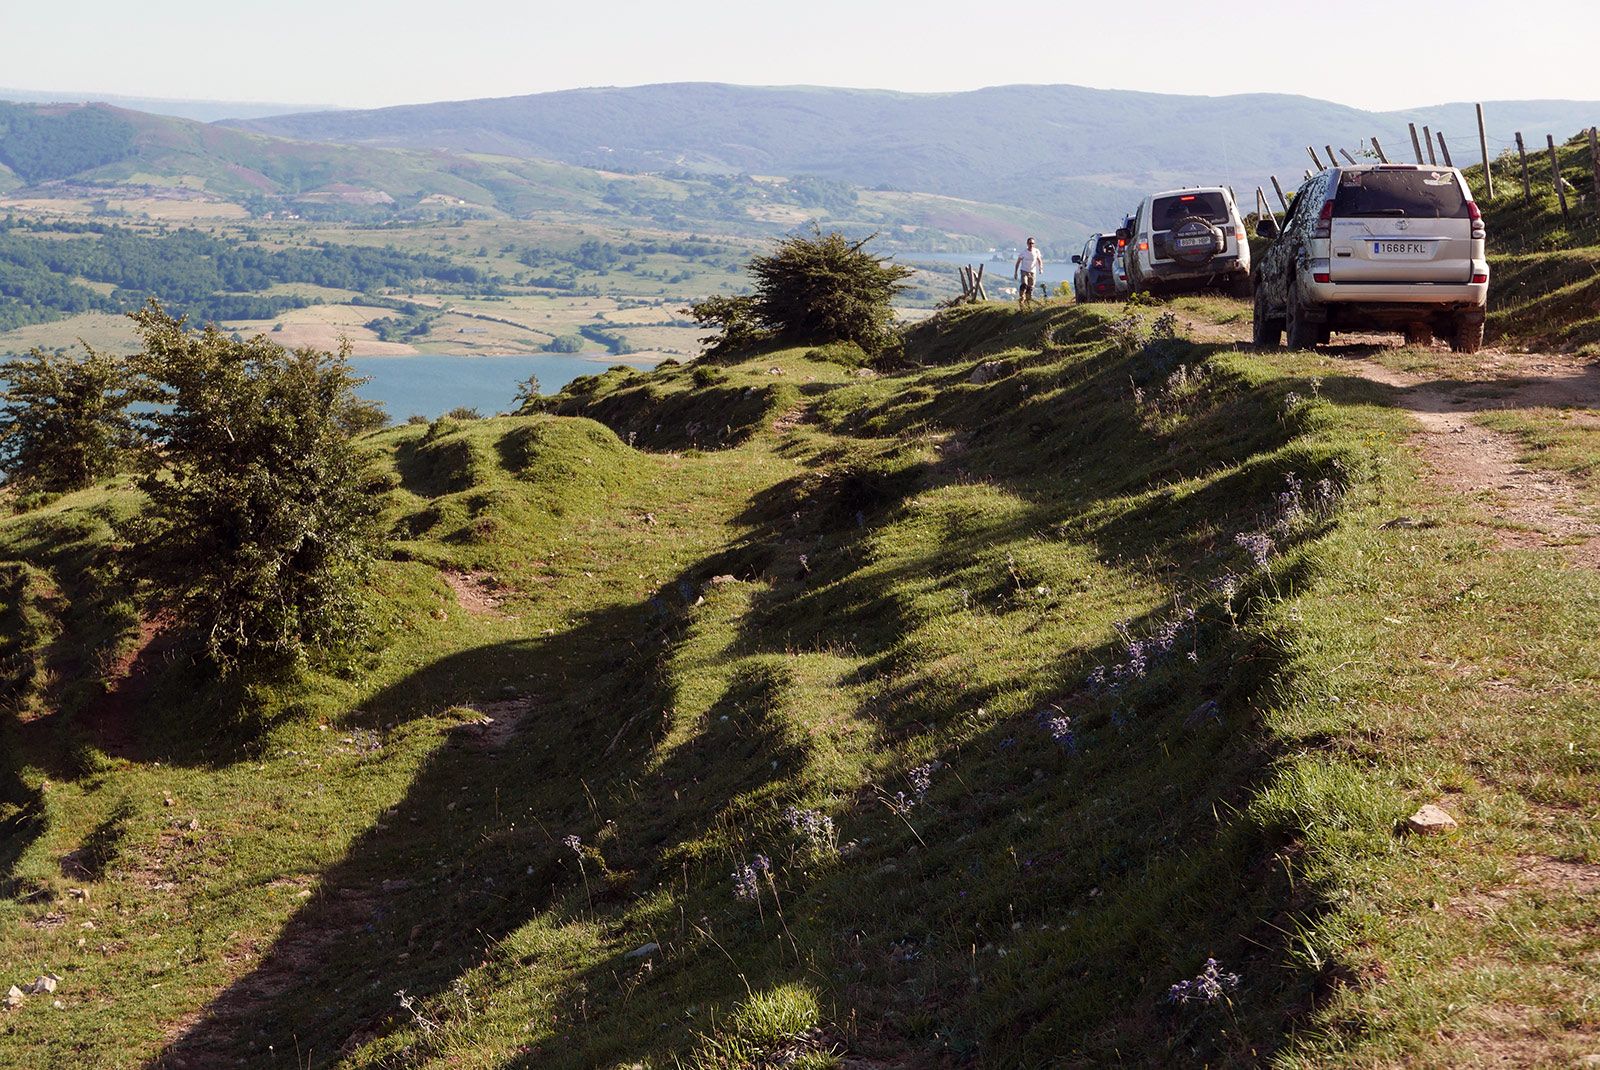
349 354 658 420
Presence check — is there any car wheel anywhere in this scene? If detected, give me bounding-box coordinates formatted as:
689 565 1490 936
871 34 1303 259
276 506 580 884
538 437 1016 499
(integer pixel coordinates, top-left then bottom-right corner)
1228 272 1253 299
1403 325 1434 348
1252 290 1282 349
1450 317 1485 354
1318 324 1332 345
1284 286 1320 350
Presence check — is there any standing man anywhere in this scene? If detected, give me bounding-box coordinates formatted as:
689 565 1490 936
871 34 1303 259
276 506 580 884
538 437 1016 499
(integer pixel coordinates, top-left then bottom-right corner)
1014 237 1044 307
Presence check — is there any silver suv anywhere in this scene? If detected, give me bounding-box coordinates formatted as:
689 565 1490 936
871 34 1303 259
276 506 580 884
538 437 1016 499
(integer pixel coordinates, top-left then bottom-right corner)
1252 165 1489 352
1119 187 1252 297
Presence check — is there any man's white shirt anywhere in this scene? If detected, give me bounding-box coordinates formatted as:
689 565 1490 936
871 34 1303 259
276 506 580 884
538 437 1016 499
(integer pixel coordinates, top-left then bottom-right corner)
1017 247 1043 275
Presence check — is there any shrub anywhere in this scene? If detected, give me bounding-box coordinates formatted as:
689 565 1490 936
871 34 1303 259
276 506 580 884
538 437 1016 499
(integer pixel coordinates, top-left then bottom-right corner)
544 334 584 353
123 303 381 673
0 345 134 491
748 230 911 354
444 406 483 421
682 293 769 358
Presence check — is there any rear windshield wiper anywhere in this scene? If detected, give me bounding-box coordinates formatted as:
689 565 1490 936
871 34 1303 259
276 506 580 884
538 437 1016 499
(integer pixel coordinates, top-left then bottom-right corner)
1361 208 1408 216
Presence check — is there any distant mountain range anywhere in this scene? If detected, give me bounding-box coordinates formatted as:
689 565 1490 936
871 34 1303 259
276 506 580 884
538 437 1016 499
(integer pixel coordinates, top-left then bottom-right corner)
229 83 1600 228
0 86 321 123
2 83 1596 248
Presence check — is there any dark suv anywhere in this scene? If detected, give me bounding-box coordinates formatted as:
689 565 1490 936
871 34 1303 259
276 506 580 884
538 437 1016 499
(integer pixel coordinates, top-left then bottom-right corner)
1071 233 1121 302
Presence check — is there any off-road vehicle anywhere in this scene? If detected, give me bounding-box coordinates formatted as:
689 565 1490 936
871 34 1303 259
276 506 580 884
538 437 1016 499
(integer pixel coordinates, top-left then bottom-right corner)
1119 187 1251 297
1070 233 1122 302
1251 164 1489 352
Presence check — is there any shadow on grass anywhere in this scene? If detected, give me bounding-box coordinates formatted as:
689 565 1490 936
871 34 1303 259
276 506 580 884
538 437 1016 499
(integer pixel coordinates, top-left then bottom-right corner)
151 313 1376 1067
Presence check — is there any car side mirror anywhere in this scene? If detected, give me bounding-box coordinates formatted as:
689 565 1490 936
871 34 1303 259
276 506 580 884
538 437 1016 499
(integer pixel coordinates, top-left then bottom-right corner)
1114 228 1130 242
1070 255 1082 264
1255 217 1280 240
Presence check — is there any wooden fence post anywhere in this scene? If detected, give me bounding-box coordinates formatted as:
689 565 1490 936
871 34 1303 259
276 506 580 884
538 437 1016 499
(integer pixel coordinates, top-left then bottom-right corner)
1307 145 1323 169
1548 134 1569 218
1589 127 1600 218
1436 132 1454 168
1409 123 1425 164
974 263 987 301
1270 175 1289 213
1515 132 1531 202
1339 148 1358 165
1371 136 1390 164
1476 103 1495 199
1325 144 1339 169
1422 125 1438 165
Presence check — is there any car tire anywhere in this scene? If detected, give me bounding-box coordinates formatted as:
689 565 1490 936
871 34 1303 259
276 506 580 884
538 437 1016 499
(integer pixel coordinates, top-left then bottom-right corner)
1403 325 1434 348
1252 290 1283 349
1450 317 1485 354
1284 286 1320 350
1228 272 1253 299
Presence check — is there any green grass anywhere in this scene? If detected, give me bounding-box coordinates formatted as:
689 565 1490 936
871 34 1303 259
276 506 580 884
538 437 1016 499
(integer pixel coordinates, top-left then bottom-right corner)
3 302 1600 1066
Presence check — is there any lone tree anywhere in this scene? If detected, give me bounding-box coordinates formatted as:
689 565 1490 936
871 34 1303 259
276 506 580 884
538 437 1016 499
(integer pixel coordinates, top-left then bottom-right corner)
686 230 912 357
0 346 134 493
124 303 381 672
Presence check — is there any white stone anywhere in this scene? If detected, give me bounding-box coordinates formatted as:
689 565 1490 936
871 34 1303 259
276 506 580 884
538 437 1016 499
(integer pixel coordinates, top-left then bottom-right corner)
1406 804 1458 835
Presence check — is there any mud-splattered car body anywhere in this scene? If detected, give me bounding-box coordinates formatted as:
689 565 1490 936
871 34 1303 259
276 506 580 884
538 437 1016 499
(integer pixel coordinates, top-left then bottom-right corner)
1252 165 1489 352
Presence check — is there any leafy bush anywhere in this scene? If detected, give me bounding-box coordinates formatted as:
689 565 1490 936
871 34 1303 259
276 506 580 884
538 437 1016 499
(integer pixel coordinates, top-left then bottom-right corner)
748 230 911 354
0 345 134 491
682 293 769 358
123 303 381 673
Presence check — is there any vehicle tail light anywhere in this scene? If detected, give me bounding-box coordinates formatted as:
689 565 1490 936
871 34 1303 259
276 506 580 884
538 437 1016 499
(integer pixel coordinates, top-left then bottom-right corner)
1138 241 1149 251
1466 200 1485 239
1313 272 1331 283
1313 200 1333 239
1234 229 1246 241
1471 272 1489 284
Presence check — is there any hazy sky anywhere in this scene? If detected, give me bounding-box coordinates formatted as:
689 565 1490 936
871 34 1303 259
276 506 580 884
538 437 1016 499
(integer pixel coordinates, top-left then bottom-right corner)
4 0 1597 111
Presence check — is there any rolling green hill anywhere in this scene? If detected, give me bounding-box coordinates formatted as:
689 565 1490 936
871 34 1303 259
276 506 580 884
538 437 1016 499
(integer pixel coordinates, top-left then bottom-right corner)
6 291 1600 1065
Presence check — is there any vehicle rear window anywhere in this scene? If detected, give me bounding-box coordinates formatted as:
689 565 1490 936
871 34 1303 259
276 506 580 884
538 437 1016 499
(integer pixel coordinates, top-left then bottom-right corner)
1152 192 1229 228
1333 170 1467 218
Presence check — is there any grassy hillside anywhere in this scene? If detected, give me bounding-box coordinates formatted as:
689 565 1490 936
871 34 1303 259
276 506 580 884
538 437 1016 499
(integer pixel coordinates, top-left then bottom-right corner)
229 82 1600 234
5 300 1599 1065
1463 131 1600 352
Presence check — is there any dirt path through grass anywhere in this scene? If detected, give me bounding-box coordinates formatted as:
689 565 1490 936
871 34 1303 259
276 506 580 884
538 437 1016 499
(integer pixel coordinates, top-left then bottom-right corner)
1178 307 1600 567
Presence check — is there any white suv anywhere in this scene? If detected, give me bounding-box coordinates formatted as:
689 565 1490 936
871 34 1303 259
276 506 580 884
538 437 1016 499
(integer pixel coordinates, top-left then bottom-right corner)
1119 187 1252 297
1252 165 1489 352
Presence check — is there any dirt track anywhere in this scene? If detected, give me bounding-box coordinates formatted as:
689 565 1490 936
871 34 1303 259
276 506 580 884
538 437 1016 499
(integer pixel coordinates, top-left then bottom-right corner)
1183 313 1600 568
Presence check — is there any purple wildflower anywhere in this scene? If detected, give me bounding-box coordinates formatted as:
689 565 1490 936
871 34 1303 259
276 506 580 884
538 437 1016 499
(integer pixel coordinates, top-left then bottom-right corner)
782 806 837 856
908 761 941 802
1035 707 1078 754
732 854 771 902
1234 531 1274 570
1166 958 1240 1005
561 834 582 855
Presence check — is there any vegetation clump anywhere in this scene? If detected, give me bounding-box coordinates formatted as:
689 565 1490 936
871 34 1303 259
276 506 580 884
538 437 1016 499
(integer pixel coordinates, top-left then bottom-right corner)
122 303 383 672
686 231 911 358
0 344 134 492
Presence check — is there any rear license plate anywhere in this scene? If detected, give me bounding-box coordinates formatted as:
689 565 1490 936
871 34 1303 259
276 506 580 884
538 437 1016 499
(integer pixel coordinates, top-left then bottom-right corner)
1177 236 1211 248
1372 240 1431 256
